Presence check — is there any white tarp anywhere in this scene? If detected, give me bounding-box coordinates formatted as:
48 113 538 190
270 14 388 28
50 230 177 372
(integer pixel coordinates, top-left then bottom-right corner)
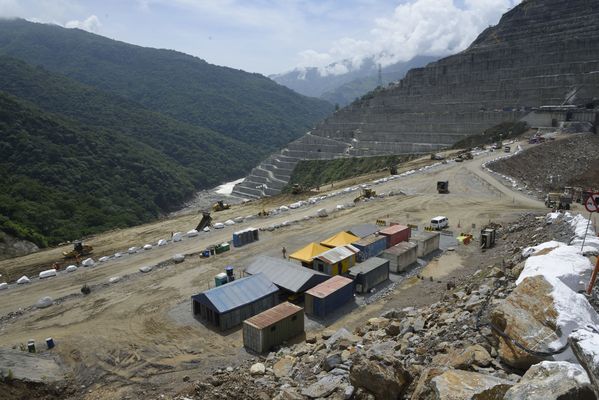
17 276 30 284
99 256 110 262
225 220 235 226
82 257 95 267
39 269 57 279
172 232 183 242
65 265 78 273
157 239 167 246
0 282 7 290
108 276 121 284
143 244 153 250
187 230 199 237
128 247 138 254
213 223 225 229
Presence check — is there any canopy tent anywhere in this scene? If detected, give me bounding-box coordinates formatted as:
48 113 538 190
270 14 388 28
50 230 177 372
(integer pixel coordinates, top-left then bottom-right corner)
289 242 330 263
320 231 360 248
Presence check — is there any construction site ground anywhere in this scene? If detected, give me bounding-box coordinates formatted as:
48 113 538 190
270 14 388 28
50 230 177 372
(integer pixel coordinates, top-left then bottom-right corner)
0 139 578 399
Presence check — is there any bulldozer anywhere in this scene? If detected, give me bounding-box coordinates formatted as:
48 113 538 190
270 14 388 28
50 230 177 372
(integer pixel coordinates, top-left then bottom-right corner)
354 188 376 203
212 200 231 212
195 212 213 231
63 240 93 259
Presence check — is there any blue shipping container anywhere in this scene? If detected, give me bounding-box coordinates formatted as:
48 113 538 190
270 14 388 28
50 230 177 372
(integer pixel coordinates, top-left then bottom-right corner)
352 234 387 260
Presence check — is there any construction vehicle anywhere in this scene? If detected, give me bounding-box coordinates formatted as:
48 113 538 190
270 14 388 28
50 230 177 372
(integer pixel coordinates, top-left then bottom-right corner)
437 181 449 194
291 184 304 195
63 240 93 259
504 146 511 153
545 192 572 210
354 188 377 203
430 153 445 161
212 200 231 212
195 212 212 231
389 164 398 175
258 209 270 217
564 186 584 203
480 228 496 249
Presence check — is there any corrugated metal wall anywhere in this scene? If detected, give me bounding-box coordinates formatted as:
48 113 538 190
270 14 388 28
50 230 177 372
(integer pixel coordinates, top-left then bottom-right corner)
305 283 354 317
353 260 389 293
354 236 387 260
243 310 305 353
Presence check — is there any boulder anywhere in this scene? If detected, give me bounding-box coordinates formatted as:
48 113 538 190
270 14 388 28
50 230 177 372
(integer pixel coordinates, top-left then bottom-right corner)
172 254 185 263
317 208 328 217
139 266 153 273
569 329 599 397
273 388 304 400
249 362 265 376
36 296 53 309
432 345 492 370
430 369 513 400
504 361 595 400
349 355 410 400
273 356 295 378
301 375 342 398
410 367 447 400
322 353 342 372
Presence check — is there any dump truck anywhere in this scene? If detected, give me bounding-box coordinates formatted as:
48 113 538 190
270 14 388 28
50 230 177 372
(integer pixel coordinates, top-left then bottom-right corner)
212 200 231 212
545 192 572 210
354 188 377 203
62 240 93 259
195 212 212 231
437 181 449 194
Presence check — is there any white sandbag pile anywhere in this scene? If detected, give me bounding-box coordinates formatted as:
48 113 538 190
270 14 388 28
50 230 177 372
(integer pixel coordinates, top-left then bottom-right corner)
225 220 235 226
234 216 244 223
108 276 121 284
65 265 78 273
99 256 110 262
279 206 289 212
139 266 153 273
187 230 199 237
157 239 167 246
0 282 8 290
82 258 95 267
172 232 183 242
128 247 138 254
172 254 185 263
143 244 153 250
36 296 54 309
336 204 345 210
213 223 225 229
203 227 210 232
39 269 57 279
114 252 123 258
17 276 31 284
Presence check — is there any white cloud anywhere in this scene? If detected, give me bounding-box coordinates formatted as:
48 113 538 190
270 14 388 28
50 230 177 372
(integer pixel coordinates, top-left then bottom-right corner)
65 14 101 33
298 0 521 76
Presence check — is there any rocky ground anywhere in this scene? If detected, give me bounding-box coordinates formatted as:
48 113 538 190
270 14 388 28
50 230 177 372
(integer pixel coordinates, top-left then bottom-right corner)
489 133 599 196
166 213 599 400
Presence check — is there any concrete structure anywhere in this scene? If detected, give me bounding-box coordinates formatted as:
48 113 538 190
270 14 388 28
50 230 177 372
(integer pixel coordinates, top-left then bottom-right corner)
320 231 360 249
348 257 390 293
381 241 418 273
243 302 304 353
304 276 354 318
312 245 359 276
233 0 599 199
289 242 330 267
245 256 329 295
410 231 441 258
191 273 278 331
379 224 411 248
352 234 387 261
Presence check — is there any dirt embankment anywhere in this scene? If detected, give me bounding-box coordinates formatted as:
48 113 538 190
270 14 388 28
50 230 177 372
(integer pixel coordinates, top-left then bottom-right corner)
489 133 599 194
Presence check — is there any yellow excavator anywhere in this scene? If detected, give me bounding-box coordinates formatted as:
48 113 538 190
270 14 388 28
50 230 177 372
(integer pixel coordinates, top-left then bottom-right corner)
212 200 231 212
62 240 93 259
354 188 376 203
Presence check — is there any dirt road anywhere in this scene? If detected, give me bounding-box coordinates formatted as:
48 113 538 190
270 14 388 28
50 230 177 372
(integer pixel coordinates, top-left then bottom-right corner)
0 142 545 399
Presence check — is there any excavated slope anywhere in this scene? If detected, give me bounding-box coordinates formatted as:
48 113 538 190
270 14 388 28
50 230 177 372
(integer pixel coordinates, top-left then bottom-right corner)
234 0 599 198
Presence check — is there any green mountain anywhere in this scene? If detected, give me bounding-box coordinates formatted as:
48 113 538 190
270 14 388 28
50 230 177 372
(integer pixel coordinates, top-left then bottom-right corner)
0 19 332 248
0 19 332 149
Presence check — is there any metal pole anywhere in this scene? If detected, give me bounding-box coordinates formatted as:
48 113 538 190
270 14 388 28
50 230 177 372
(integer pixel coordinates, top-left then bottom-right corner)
580 212 593 253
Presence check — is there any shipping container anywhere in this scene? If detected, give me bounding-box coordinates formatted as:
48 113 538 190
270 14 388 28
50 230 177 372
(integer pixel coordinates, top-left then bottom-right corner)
381 241 418 273
348 257 389 293
304 276 354 317
243 302 304 353
352 234 387 261
379 224 411 248
410 231 441 258
312 245 359 276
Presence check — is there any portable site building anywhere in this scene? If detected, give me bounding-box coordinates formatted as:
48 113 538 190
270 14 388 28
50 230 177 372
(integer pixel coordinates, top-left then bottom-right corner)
381 241 418 273
304 275 354 318
352 234 387 261
312 245 359 276
347 224 380 239
348 257 389 293
320 231 360 249
410 231 441 257
191 273 278 331
289 242 330 267
243 302 304 353
245 256 329 295
232 228 259 248
379 224 411 248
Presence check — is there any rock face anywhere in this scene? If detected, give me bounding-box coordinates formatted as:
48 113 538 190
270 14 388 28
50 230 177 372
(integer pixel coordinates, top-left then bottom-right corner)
569 329 599 398
430 369 513 400
349 355 410 400
503 361 595 400
233 0 599 198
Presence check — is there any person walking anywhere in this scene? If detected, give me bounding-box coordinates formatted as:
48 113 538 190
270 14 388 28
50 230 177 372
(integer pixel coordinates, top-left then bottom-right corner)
282 246 287 259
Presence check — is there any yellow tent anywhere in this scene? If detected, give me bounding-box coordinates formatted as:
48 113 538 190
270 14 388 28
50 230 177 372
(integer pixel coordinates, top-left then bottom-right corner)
320 231 360 248
289 242 329 264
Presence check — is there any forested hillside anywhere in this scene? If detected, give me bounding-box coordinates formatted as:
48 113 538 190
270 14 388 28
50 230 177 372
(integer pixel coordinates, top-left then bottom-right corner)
0 19 332 248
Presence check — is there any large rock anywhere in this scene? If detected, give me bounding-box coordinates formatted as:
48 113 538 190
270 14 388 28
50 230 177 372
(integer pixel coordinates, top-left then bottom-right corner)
504 361 595 400
349 355 410 400
35 296 54 309
249 362 265 376
410 367 447 400
432 345 492 370
430 369 513 400
569 329 599 398
273 356 295 378
490 275 599 369
301 375 343 398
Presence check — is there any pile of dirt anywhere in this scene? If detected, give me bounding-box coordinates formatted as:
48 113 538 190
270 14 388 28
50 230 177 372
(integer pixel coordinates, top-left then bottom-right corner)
489 133 599 195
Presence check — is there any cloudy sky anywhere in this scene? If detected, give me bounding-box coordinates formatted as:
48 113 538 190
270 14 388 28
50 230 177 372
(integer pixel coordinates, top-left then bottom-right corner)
0 0 521 75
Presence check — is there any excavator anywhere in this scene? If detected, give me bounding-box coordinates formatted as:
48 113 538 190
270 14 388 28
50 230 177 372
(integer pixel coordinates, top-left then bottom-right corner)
354 188 377 203
63 240 93 259
212 200 231 212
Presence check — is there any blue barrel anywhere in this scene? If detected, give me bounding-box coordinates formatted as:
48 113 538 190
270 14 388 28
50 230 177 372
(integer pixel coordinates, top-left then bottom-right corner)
202 250 210 258
46 337 55 349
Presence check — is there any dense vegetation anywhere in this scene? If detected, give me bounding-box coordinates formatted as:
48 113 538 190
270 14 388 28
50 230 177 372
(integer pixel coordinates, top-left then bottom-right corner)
285 155 418 191
0 19 333 150
0 20 333 247
451 121 529 149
